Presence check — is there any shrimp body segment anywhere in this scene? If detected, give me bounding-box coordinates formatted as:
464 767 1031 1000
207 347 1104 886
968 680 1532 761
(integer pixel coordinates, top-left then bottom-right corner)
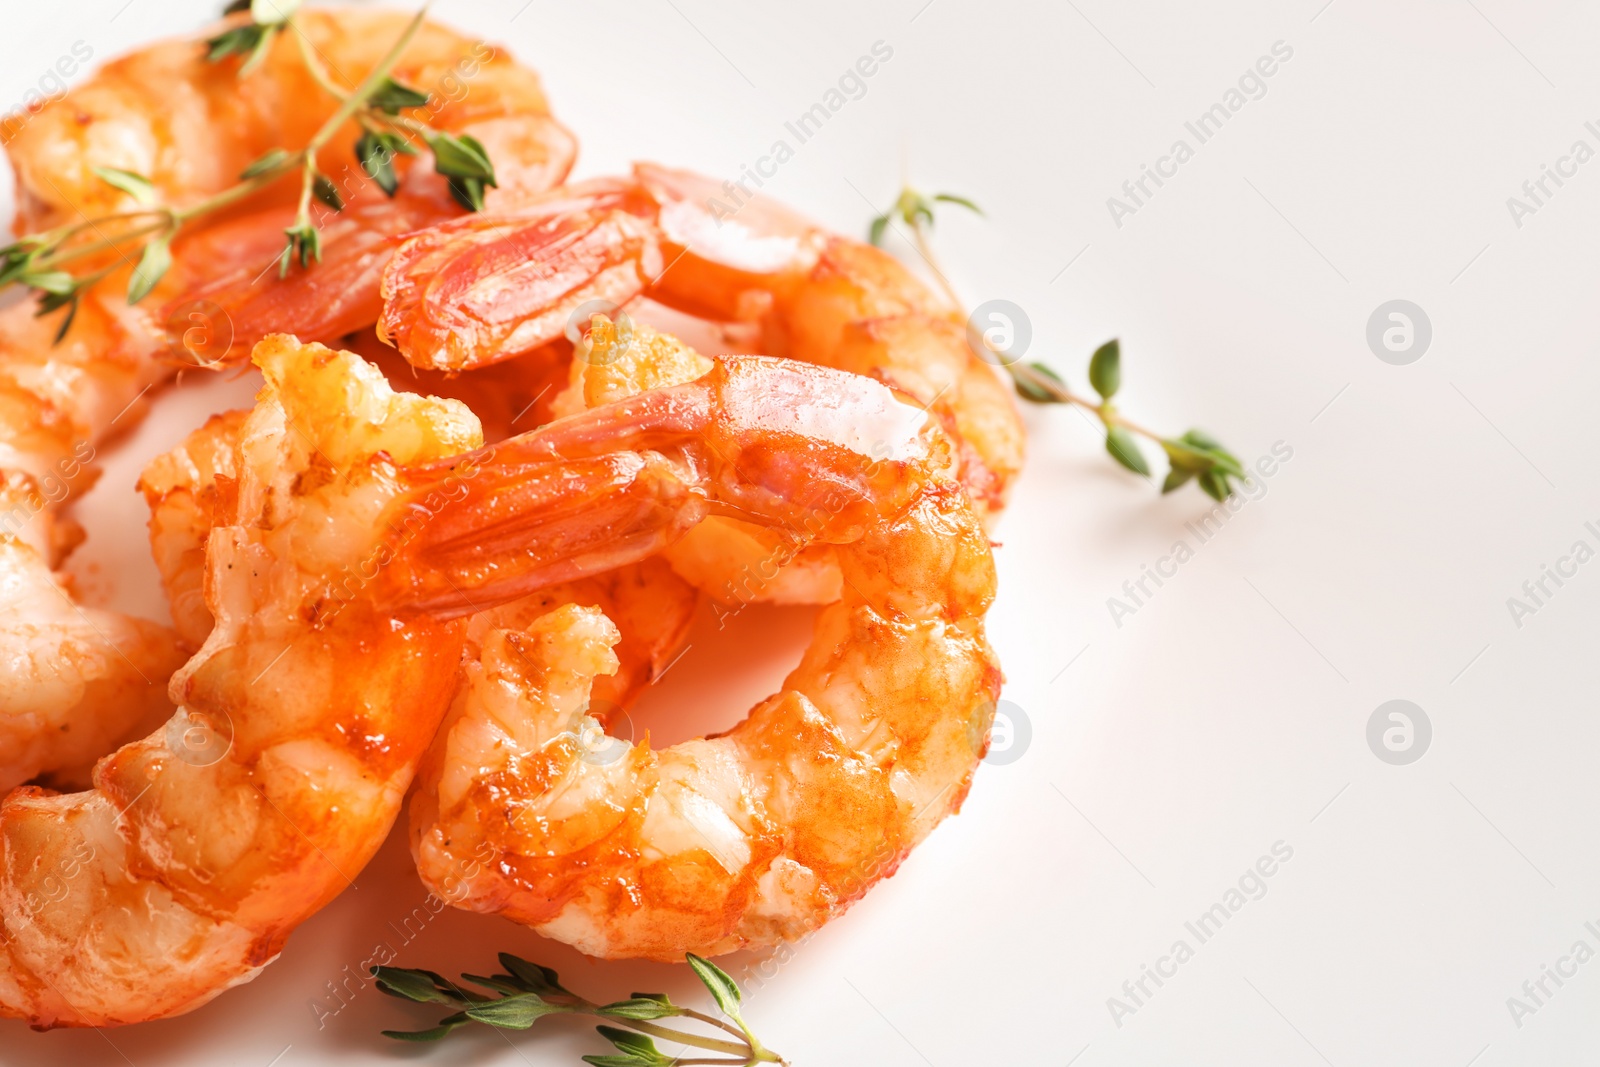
393 349 1002 960
0 273 188 793
0 336 479 1027
0 501 183 792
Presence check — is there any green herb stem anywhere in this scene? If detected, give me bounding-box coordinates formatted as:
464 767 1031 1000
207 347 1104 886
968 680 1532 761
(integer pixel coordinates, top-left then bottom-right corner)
368 110 431 144
605 1019 753 1059
678 1007 752 1042
303 3 430 154
292 26 350 101
375 952 786 1065
529 993 756 1060
294 158 317 218
880 191 1243 497
34 164 288 271
172 170 284 221
35 210 164 250
1006 361 1165 438
33 218 171 269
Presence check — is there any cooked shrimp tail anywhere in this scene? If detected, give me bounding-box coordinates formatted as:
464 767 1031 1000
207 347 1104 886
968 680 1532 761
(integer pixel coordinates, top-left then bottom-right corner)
0 336 479 1027
377 165 1021 614
403 347 999 960
379 352 947 619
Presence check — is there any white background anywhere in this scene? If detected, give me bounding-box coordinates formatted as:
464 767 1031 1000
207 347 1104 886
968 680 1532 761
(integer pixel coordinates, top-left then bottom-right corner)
4 1 1599 1065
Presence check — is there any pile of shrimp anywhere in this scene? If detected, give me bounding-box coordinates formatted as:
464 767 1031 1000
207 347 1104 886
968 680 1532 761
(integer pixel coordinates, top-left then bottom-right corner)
0 6 1022 1030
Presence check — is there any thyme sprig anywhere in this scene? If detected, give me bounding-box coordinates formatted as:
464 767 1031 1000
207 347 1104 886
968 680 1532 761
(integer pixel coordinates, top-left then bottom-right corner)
870 188 1245 500
0 1 498 342
374 951 786 1066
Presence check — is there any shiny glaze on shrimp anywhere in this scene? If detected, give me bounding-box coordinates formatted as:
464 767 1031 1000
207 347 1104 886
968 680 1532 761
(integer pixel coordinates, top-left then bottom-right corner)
139 385 695 718
548 314 842 604
378 165 1022 518
7 8 574 358
388 348 1002 960
0 301 185 792
377 166 1021 607
0 472 182 792
0 335 479 1027
0 9 571 786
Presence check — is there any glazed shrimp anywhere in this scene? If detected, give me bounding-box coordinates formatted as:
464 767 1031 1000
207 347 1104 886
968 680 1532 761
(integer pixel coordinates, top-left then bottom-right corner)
0 300 186 792
0 10 571 785
378 165 1022 518
0 245 199 710
387 344 1002 960
139 401 695 717
548 314 842 604
137 411 246 648
0 335 479 1027
377 167 1020 607
0 472 183 792
7 8 575 361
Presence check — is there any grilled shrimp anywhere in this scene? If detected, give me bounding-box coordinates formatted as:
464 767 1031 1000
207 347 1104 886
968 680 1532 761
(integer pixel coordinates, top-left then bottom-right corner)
387 343 1002 960
0 335 480 1027
0 10 571 785
376 166 1021 606
549 314 844 605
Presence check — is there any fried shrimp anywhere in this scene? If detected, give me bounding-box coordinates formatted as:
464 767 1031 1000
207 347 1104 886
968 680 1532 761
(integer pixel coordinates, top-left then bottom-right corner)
0 336 480 1027
386 346 1002 960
